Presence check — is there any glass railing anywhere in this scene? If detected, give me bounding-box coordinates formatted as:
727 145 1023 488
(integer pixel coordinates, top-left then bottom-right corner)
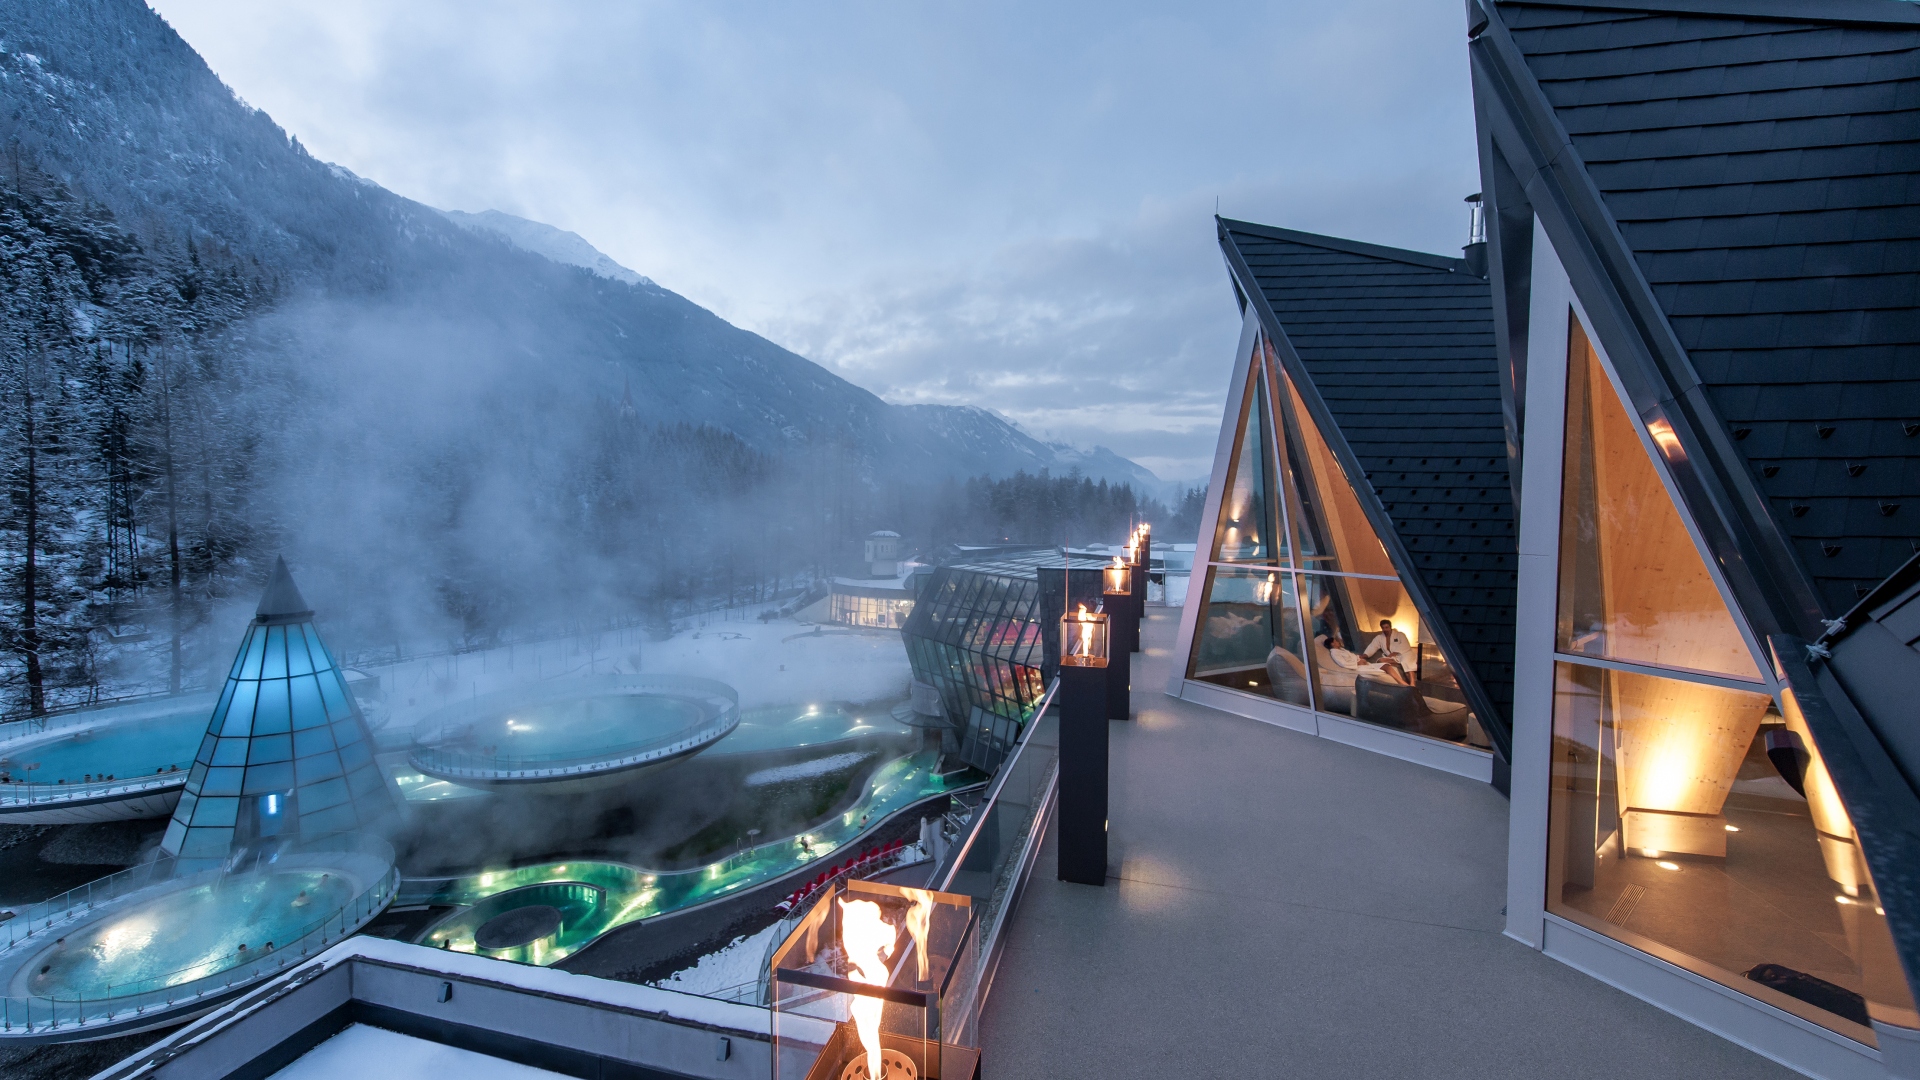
0 762 194 808
734 679 1061 1037
0 833 396 1036
926 678 1060 1044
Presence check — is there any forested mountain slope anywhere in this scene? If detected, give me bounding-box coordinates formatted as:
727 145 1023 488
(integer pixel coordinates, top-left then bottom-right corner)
0 0 1160 713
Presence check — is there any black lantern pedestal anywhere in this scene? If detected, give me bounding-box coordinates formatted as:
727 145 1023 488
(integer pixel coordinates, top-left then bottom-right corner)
1101 562 1136 723
1057 661 1108 887
1104 614 1132 721
1132 531 1151 651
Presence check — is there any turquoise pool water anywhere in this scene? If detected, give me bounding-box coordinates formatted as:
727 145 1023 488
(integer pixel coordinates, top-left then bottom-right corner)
425 692 715 767
0 701 212 785
413 749 972 962
714 703 911 756
23 869 353 997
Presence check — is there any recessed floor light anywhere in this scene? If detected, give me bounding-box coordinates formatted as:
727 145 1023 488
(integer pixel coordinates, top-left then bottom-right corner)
1656 860 1680 871
1835 896 1853 905
1724 825 1740 832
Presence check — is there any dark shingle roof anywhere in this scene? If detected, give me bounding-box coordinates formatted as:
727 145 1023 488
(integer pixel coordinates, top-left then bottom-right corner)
1497 0 1920 615
1220 220 1518 728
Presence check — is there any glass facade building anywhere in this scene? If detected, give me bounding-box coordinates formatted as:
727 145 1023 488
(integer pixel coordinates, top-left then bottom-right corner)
830 588 915 629
902 564 1045 773
160 560 394 870
902 551 1112 773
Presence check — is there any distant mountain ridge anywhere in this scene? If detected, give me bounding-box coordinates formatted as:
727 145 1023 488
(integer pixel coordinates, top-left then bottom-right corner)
0 0 1155 487
441 208 654 288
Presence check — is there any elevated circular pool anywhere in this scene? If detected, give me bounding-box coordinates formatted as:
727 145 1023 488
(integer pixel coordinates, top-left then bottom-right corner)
0 693 218 824
408 675 740 792
0 833 396 1042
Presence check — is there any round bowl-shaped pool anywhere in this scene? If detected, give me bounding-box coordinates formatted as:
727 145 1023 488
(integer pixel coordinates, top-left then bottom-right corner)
0 693 218 824
407 675 739 792
422 881 607 965
0 833 396 1042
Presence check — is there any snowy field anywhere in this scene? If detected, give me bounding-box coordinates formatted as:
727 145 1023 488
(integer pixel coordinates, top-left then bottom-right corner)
647 922 784 999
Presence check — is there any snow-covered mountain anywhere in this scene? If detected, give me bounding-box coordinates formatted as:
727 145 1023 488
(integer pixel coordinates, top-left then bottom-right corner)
0 0 1158 488
442 208 654 288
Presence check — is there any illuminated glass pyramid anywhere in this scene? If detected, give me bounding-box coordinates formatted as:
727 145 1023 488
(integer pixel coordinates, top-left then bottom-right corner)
160 557 394 869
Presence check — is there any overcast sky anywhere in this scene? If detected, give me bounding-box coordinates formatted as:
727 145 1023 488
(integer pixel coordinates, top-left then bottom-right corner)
147 0 1480 483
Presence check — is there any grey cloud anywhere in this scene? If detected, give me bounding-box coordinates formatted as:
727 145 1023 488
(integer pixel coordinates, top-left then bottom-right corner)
150 0 1481 482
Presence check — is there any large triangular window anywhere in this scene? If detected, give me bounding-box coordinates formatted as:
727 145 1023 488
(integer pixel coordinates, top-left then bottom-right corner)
1555 321 1761 681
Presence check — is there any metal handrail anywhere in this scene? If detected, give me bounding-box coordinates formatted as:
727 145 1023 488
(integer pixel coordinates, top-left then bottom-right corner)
409 715 736 776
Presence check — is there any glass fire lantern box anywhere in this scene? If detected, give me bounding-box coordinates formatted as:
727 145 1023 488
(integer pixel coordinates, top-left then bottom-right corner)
1102 557 1131 597
771 879 980 1080
1058 606 1109 668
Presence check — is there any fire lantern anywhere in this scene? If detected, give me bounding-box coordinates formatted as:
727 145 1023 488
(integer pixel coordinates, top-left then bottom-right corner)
1059 604 1109 668
1102 556 1131 597
770 879 981 1080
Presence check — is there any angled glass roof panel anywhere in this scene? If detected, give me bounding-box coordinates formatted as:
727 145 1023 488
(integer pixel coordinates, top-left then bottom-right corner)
1557 321 1763 681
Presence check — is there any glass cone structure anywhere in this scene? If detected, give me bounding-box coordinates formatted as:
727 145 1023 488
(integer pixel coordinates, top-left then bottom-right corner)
160 558 395 870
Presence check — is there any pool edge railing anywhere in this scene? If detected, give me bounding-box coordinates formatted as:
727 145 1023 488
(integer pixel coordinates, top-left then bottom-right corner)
0 763 193 809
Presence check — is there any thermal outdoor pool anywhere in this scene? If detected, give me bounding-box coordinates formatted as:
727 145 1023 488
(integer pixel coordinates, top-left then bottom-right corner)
410 749 972 963
426 694 709 765
713 702 907 756
21 869 355 998
0 695 217 786
407 675 740 788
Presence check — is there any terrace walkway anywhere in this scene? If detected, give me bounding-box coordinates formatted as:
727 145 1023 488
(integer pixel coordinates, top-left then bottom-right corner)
978 607 1798 1079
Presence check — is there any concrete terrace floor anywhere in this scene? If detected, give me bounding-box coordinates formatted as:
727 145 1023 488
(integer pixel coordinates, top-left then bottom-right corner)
977 606 1798 1079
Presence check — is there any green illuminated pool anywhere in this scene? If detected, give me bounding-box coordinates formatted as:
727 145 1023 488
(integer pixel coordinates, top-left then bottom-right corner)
411 749 971 962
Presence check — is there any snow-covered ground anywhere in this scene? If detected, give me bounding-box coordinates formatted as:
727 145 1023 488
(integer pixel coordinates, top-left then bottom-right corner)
743 751 870 787
357 617 913 739
648 922 785 999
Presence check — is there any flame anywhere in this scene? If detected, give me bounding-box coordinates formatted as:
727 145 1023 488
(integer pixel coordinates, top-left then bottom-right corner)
1072 603 1095 658
1111 556 1126 570
901 888 936 981
839 898 895 1079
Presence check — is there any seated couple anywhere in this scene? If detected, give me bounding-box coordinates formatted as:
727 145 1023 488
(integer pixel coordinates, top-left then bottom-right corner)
1318 624 1414 687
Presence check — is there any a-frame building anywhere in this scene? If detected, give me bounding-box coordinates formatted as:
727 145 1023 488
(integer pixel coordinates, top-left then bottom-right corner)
1467 0 1920 1070
1172 219 1519 784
